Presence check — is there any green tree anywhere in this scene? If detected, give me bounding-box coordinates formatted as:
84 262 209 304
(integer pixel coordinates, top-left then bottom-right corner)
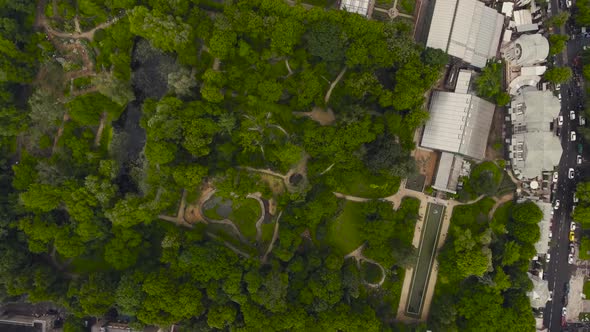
544 66 572 83
207 304 237 329
548 35 569 55
545 12 570 27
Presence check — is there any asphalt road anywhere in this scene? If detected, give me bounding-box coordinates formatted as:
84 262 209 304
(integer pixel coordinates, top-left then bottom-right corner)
543 2 590 328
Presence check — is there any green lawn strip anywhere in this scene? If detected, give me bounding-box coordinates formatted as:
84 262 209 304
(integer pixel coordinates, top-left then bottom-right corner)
334 169 400 198
328 200 365 254
581 236 590 260
207 224 257 256
399 0 416 14
229 198 262 241
584 280 590 298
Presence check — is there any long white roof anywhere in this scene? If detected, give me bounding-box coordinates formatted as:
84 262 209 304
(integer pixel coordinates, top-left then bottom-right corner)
421 91 495 159
426 0 504 68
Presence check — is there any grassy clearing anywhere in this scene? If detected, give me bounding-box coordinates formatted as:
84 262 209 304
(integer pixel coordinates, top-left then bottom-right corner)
490 201 513 235
328 201 365 254
450 197 496 234
332 169 400 198
230 198 262 241
261 222 275 243
362 261 383 284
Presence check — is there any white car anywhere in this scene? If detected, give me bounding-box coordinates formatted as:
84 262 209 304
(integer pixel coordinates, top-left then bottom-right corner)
571 222 577 231
559 115 564 126
571 131 577 141
580 115 586 126
554 199 561 210
563 307 568 317
553 172 559 183
567 0 573 8
558 92 562 101
546 253 551 262
549 290 554 301
571 110 576 120
549 230 553 239
556 83 562 91
569 168 575 179
578 155 583 165
569 254 575 264
574 193 579 203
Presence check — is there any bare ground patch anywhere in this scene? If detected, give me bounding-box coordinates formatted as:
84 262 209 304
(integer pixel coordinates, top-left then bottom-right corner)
414 149 439 187
485 106 505 161
293 106 336 126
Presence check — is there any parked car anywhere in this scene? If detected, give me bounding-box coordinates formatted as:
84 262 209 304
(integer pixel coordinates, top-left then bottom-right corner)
558 92 562 101
563 306 568 317
571 131 577 141
559 115 564 126
569 254 575 264
570 231 576 242
574 192 579 203
571 110 576 120
554 199 561 210
553 172 559 183
570 244 576 254
550 230 553 239
578 155 583 165
581 115 587 126
547 253 551 262
569 168 575 179
571 222 576 231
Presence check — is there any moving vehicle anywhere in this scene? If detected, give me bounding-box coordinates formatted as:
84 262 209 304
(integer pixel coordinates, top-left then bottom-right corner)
569 168 575 179
553 172 559 183
559 115 564 126
570 231 576 242
549 290 553 302
571 110 576 120
554 199 561 210
578 155 583 165
571 131 577 141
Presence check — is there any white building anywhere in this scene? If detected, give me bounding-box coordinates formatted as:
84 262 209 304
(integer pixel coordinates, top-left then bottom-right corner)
426 0 504 68
503 34 550 67
534 201 553 254
527 272 550 309
509 88 562 180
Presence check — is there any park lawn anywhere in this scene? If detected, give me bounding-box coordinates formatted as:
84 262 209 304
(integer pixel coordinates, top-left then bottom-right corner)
584 280 590 298
399 0 416 14
361 261 383 284
328 201 365 254
229 198 262 242
207 223 258 256
261 222 275 243
581 237 590 260
334 169 400 199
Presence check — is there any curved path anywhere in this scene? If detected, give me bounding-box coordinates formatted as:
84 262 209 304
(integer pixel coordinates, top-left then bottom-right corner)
247 192 266 242
344 243 387 287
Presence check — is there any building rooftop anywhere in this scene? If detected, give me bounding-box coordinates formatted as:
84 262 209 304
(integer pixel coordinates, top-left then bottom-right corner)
503 34 549 67
421 91 495 160
426 0 504 68
340 0 371 17
527 272 550 309
509 89 562 179
432 152 465 194
534 201 552 254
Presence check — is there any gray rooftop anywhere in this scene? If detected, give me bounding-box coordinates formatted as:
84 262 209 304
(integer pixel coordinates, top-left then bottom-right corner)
421 91 495 160
426 0 504 68
527 272 549 309
340 0 371 16
433 152 464 193
509 89 562 179
534 201 552 254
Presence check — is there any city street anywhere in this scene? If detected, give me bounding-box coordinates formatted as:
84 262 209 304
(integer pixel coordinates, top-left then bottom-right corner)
544 1 590 329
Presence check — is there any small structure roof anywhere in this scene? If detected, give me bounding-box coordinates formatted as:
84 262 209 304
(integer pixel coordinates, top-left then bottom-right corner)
433 152 464 194
527 272 550 309
426 0 505 68
513 9 533 26
454 69 472 93
340 0 371 16
509 75 541 95
516 23 539 33
521 65 547 76
502 2 514 17
421 91 495 159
